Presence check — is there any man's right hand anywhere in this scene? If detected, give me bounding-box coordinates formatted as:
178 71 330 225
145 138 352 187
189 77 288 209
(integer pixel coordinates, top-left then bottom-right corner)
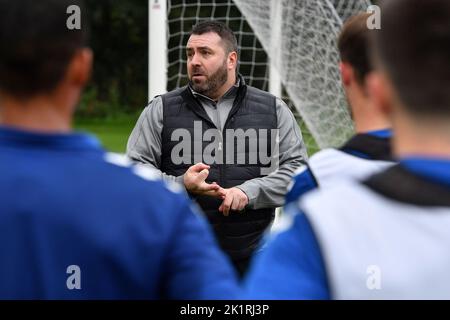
183 163 225 198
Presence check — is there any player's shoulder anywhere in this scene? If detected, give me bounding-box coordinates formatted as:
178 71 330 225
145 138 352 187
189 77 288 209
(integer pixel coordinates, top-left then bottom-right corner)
311 147 393 166
309 148 351 166
101 152 185 199
290 163 316 187
309 147 389 176
299 176 378 216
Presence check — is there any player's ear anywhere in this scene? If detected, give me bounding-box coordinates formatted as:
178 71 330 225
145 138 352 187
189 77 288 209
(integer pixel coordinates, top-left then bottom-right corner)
367 71 392 118
228 51 237 71
340 62 353 87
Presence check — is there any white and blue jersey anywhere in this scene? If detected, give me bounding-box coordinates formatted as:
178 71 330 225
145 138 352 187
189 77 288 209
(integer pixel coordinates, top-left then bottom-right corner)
244 157 450 299
285 129 394 206
0 126 238 299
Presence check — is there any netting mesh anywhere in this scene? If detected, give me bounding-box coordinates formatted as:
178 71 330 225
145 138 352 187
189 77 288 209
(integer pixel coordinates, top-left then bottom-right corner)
166 0 371 152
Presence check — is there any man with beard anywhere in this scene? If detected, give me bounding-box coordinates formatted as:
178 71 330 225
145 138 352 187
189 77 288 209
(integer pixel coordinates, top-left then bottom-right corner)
127 20 307 276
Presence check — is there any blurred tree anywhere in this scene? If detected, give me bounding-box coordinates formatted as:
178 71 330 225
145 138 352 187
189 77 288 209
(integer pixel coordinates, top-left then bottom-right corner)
78 0 148 117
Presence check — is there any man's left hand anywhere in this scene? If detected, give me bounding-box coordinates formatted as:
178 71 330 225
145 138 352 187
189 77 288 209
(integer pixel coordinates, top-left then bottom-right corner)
218 187 249 216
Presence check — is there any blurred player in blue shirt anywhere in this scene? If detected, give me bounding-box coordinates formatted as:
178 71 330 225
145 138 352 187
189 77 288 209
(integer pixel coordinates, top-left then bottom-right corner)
0 0 238 299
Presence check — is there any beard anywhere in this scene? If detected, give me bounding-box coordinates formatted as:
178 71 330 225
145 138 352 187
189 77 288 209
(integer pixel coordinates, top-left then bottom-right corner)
189 59 228 98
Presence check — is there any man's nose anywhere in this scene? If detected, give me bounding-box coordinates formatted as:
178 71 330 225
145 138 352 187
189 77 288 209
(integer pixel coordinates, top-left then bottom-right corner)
190 53 201 66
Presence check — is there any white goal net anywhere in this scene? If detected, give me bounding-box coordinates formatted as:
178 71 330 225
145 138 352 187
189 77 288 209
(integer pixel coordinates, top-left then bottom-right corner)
166 0 371 151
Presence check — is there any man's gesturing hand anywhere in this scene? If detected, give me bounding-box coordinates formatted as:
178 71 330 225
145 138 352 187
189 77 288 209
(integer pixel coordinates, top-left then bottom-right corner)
183 163 225 198
219 187 249 216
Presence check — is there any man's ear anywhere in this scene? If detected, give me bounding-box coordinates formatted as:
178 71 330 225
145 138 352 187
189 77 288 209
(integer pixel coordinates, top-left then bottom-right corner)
228 51 237 71
366 71 392 118
340 62 353 87
66 48 93 88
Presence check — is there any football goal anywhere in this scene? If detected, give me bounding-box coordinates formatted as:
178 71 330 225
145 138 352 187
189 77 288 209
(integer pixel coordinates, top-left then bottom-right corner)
148 0 372 152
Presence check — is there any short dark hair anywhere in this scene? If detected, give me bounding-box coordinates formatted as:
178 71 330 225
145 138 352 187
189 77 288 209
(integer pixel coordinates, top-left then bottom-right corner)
0 0 88 99
373 0 450 117
338 13 373 85
191 20 238 55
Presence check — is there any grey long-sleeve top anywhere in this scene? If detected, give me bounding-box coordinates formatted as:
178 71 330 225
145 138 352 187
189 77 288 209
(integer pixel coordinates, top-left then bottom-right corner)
127 86 308 209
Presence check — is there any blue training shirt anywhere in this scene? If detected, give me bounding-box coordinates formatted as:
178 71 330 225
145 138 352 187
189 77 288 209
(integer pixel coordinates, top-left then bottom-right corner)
0 126 238 299
285 129 393 206
244 156 450 299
